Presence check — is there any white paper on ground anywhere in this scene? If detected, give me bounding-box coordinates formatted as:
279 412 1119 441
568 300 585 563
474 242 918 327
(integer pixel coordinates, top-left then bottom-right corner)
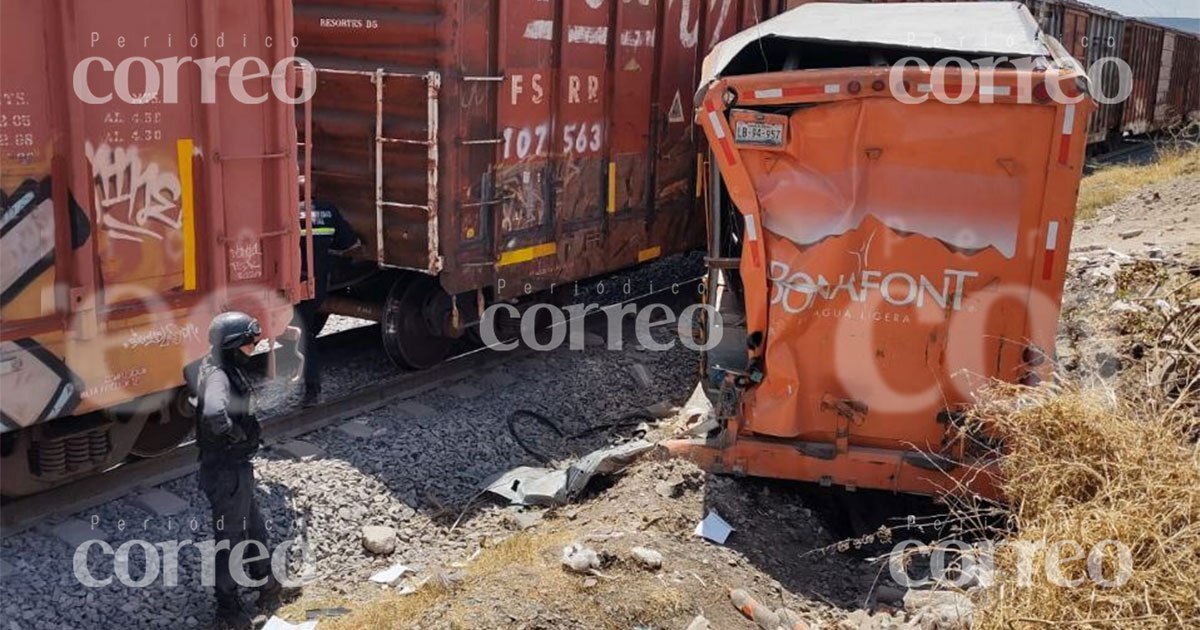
262 617 318 630
694 510 735 544
369 563 414 585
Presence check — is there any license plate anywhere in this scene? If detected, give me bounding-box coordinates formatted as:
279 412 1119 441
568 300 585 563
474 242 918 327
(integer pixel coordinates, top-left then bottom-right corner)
733 121 784 148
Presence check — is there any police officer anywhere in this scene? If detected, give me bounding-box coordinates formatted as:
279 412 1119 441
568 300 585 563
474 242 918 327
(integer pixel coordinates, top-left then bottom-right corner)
296 198 361 405
194 312 280 628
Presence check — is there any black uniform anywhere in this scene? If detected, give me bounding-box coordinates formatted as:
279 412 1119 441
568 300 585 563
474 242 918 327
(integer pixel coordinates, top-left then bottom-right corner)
297 200 360 397
190 312 274 627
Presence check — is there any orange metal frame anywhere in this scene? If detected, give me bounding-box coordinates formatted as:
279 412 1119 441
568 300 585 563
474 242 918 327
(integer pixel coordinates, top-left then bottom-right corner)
669 64 1092 498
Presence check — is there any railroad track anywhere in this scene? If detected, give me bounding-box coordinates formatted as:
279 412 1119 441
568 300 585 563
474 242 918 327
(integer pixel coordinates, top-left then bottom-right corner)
0 276 704 537
0 346 524 538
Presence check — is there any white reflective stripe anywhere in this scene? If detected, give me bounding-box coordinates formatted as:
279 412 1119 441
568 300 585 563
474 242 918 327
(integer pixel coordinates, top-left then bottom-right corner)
708 111 725 139
980 85 1011 96
824 84 840 94
754 88 783 99
1045 221 1059 251
918 83 934 93
744 215 759 241
1062 104 1075 134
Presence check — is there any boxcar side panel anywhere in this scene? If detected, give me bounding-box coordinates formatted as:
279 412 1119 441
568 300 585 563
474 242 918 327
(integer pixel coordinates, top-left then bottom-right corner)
1120 20 1164 134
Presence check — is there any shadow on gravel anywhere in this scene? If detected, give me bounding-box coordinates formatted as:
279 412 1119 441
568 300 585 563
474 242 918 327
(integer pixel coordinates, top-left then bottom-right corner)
696 472 946 611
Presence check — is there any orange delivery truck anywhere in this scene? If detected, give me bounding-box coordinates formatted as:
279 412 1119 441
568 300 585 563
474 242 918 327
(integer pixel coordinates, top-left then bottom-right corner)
669 2 1093 497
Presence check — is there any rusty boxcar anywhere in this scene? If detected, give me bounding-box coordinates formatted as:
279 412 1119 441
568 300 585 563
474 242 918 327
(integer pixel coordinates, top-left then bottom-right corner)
293 0 788 368
0 0 308 496
672 2 1092 496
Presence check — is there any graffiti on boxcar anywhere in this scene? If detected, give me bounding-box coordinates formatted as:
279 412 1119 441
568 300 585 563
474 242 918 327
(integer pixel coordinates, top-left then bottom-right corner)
0 338 82 430
84 141 182 243
678 0 732 49
80 367 149 401
1 178 56 308
229 240 264 281
121 322 201 350
497 166 548 233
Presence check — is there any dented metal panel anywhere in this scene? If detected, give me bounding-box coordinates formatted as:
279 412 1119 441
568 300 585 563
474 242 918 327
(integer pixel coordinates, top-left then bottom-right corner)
295 0 784 298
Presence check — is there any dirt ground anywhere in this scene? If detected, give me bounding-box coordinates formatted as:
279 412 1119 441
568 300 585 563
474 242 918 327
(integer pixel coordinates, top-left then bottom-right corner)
273 165 1199 630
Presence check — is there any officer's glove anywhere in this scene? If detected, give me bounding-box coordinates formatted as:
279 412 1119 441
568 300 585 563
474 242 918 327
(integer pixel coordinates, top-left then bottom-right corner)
225 424 249 445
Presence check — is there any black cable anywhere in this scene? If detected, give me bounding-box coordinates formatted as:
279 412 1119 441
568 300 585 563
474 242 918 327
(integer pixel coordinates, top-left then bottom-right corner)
505 409 656 463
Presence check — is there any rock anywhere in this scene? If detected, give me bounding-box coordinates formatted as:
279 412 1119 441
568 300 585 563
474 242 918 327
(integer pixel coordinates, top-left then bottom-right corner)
1148 247 1166 260
655 477 684 499
1118 229 1144 239
630 546 663 570
1098 215 1117 226
0 559 14 582
361 526 398 555
874 584 906 605
582 577 598 588
630 364 653 388
561 543 600 573
684 615 711 630
645 401 677 419
904 590 974 629
504 511 543 531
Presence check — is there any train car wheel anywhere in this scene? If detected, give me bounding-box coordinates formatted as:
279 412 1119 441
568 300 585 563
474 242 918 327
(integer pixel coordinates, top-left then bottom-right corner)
382 275 452 370
128 388 195 458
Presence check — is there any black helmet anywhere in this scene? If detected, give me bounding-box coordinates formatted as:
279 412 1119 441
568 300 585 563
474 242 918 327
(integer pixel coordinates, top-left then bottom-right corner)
208 311 262 351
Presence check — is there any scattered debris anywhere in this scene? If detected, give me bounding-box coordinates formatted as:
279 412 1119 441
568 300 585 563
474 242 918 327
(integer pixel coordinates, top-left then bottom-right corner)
360 526 398 555
630 546 664 570
484 440 655 506
903 590 973 629
368 563 413 586
685 614 712 630
694 511 735 544
731 588 809 630
262 616 318 630
1118 228 1144 239
560 543 601 574
304 608 351 620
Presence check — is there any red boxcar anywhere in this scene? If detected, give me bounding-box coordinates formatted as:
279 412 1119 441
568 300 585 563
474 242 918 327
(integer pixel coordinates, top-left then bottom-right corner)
1120 19 1165 134
0 0 306 496
293 0 787 368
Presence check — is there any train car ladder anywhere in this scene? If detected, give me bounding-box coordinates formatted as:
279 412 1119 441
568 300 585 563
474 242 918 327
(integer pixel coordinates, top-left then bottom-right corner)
372 69 443 274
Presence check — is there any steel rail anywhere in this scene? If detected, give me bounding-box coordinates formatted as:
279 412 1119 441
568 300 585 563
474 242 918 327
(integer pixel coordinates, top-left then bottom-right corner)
0 347 523 538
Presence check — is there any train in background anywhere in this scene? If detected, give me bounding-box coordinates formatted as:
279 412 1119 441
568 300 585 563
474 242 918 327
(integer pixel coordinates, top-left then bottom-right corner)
292 0 792 369
786 0 1200 149
0 0 309 496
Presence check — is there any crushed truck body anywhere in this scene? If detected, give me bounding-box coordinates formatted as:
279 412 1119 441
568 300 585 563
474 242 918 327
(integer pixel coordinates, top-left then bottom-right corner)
669 2 1094 497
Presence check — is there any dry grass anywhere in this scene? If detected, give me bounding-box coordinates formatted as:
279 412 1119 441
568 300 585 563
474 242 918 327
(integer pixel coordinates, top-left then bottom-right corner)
323 530 690 630
957 382 1200 629
1077 144 1200 220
